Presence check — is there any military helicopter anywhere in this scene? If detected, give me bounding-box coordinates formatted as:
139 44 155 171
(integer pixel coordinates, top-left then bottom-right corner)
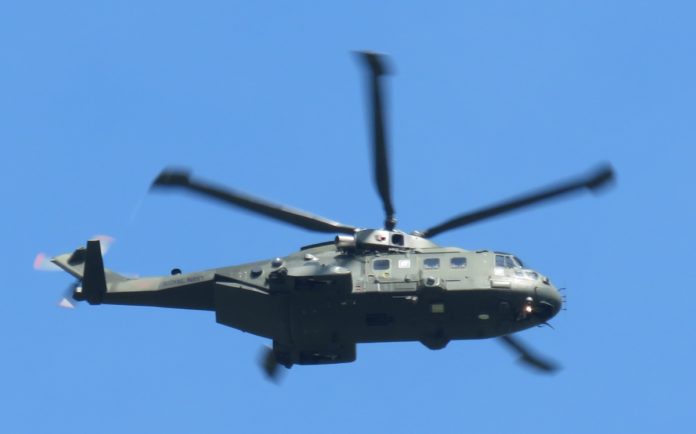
42 52 613 380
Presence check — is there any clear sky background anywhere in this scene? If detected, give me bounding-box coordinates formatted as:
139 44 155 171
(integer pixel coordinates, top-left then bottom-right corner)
2 1 695 433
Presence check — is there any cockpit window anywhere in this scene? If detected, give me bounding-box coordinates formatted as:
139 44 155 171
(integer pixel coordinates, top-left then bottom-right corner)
373 259 390 270
496 254 521 269
450 257 467 268
423 258 440 269
495 255 506 267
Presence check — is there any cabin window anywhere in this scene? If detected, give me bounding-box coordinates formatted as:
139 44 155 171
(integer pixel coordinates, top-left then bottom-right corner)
423 258 440 269
373 259 391 271
398 259 411 269
450 257 467 268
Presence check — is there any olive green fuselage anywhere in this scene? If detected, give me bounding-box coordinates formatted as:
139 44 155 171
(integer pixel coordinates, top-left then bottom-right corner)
59 235 561 367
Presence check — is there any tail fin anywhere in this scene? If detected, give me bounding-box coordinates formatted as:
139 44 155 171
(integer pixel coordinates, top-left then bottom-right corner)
78 240 106 304
51 240 128 305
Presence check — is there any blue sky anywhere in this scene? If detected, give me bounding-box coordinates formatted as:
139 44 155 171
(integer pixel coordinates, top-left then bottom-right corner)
2 1 695 433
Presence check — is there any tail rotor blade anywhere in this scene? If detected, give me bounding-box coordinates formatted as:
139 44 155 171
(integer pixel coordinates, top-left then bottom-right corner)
34 253 61 271
91 235 115 255
58 297 76 309
58 282 79 309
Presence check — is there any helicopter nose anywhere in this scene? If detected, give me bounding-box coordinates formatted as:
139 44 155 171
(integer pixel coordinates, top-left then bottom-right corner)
535 284 562 319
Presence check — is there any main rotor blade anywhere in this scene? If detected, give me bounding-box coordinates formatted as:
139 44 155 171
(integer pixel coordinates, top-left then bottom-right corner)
259 346 285 384
151 170 358 235
499 335 559 373
420 164 614 238
357 51 396 230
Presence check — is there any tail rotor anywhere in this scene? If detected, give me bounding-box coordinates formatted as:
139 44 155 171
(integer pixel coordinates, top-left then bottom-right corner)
34 235 115 309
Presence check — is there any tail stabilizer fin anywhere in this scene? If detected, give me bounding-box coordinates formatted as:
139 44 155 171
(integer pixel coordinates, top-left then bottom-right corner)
51 240 129 305
78 240 107 305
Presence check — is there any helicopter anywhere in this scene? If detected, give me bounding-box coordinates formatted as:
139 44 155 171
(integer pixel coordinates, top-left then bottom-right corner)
41 52 614 381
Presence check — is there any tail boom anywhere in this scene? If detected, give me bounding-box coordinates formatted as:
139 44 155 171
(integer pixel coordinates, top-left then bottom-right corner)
51 240 215 310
